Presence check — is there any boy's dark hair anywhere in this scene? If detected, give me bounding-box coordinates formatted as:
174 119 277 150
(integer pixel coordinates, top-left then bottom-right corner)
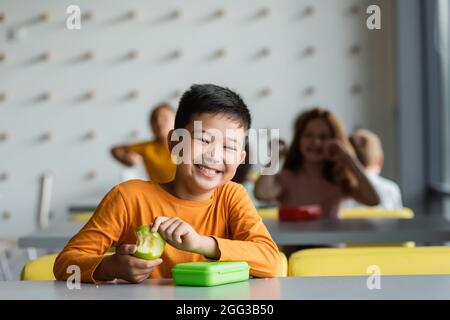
175 84 251 130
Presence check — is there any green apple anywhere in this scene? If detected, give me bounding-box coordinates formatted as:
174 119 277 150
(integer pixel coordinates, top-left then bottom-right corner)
134 225 165 260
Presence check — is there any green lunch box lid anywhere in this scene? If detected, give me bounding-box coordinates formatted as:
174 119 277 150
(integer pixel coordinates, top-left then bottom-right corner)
172 261 249 274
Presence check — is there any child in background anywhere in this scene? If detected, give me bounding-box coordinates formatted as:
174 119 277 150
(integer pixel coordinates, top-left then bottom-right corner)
54 84 279 283
343 128 402 209
254 108 380 218
111 103 176 184
231 142 270 208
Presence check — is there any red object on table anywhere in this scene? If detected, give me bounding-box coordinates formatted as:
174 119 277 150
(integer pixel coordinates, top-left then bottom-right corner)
278 205 322 221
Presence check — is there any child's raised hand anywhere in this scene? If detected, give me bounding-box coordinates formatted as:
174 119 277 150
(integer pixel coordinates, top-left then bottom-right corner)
324 139 352 163
127 153 143 165
95 244 162 283
151 217 202 253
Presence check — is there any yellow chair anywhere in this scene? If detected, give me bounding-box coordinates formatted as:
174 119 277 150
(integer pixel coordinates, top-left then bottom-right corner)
340 207 415 248
288 246 450 276
257 207 278 220
21 250 116 280
69 211 94 222
21 254 58 280
278 251 288 277
340 207 414 219
259 207 414 221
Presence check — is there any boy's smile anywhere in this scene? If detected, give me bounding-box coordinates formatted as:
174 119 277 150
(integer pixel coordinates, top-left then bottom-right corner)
194 164 224 178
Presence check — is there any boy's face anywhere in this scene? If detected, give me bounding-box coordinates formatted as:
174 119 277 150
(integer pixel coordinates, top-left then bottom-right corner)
169 112 247 194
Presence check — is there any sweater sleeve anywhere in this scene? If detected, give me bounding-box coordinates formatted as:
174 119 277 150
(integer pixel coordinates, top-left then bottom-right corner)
128 141 148 156
53 186 129 283
211 184 280 277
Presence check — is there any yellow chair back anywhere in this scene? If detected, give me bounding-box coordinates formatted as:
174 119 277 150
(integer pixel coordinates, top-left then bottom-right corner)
21 254 58 280
278 251 288 277
257 208 278 220
21 250 116 281
69 212 94 222
289 246 450 276
258 207 415 220
340 207 414 219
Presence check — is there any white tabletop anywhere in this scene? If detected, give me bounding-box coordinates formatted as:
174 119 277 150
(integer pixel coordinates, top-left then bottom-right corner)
1 275 450 300
18 216 450 249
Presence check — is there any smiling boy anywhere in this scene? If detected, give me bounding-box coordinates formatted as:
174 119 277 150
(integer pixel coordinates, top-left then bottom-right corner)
53 84 280 283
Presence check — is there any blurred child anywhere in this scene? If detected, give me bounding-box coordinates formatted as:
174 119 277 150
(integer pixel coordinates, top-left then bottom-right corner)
231 142 269 208
54 84 279 283
111 103 176 183
254 108 380 218
344 128 402 209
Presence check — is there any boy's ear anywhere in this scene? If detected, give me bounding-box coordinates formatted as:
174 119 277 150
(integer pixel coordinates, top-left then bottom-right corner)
239 150 246 165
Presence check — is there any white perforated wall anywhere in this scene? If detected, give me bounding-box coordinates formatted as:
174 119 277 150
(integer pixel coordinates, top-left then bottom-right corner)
0 0 396 238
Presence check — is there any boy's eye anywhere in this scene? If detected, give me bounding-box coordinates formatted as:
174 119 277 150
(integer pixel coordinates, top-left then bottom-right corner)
224 145 236 151
195 136 210 144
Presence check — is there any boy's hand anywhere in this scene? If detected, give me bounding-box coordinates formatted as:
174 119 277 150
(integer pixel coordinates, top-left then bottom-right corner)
151 217 219 259
152 217 202 253
94 244 162 283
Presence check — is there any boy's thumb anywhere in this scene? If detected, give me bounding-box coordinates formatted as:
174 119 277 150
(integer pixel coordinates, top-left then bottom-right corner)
117 244 137 255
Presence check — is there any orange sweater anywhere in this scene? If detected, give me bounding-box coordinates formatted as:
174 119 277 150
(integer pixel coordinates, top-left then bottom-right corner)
54 180 280 283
